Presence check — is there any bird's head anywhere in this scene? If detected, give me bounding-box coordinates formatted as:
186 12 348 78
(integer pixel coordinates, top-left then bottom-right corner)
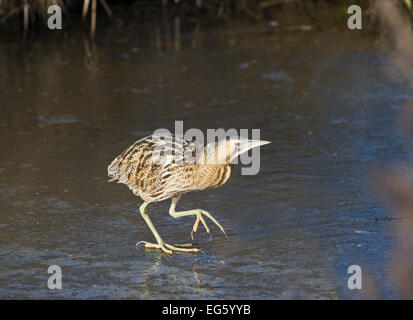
205 137 271 164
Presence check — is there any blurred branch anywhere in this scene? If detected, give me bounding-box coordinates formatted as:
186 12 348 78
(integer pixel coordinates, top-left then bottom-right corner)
260 0 294 8
374 0 413 299
0 4 23 24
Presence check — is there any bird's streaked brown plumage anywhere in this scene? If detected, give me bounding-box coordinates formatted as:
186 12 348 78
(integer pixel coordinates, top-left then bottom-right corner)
108 134 232 203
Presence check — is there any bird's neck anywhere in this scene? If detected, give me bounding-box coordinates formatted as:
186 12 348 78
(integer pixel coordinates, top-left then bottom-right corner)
201 143 231 165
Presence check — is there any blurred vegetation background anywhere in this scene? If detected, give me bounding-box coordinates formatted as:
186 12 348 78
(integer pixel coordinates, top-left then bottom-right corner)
0 0 412 40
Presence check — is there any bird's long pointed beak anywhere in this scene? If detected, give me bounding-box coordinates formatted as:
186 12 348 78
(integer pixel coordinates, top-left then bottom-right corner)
247 140 271 149
229 139 271 162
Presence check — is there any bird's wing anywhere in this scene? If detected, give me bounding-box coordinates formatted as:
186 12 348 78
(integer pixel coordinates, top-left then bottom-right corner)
107 134 203 184
150 133 203 166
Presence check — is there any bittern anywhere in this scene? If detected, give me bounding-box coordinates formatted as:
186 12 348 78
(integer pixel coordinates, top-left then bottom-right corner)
108 133 270 254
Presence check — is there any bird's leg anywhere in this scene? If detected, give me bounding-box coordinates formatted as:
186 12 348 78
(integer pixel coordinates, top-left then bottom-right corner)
137 202 172 254
169 196 227 240
136 202 200 254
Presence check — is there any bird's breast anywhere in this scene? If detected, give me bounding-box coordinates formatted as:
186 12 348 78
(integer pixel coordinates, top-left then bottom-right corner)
201 164 232 189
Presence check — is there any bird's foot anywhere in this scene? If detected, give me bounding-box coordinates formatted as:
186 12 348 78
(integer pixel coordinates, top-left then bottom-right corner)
191 210 227 240
136 241 201 255
136 241 172 254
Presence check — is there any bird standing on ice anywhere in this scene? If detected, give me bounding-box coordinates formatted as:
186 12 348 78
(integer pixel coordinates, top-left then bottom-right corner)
108 133 270 254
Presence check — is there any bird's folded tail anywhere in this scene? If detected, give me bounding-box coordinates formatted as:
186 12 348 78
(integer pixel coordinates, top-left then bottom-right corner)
107 156 121 182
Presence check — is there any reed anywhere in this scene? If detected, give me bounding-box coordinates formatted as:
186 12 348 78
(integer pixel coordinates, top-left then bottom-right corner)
0 0 112 38
1 1 412 39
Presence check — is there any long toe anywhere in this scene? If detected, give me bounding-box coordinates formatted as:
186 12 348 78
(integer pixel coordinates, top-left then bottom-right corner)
173 242 200 248
164 243 202 253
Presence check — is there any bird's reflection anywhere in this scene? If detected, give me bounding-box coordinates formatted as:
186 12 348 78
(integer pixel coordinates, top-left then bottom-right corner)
138 250 215 297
